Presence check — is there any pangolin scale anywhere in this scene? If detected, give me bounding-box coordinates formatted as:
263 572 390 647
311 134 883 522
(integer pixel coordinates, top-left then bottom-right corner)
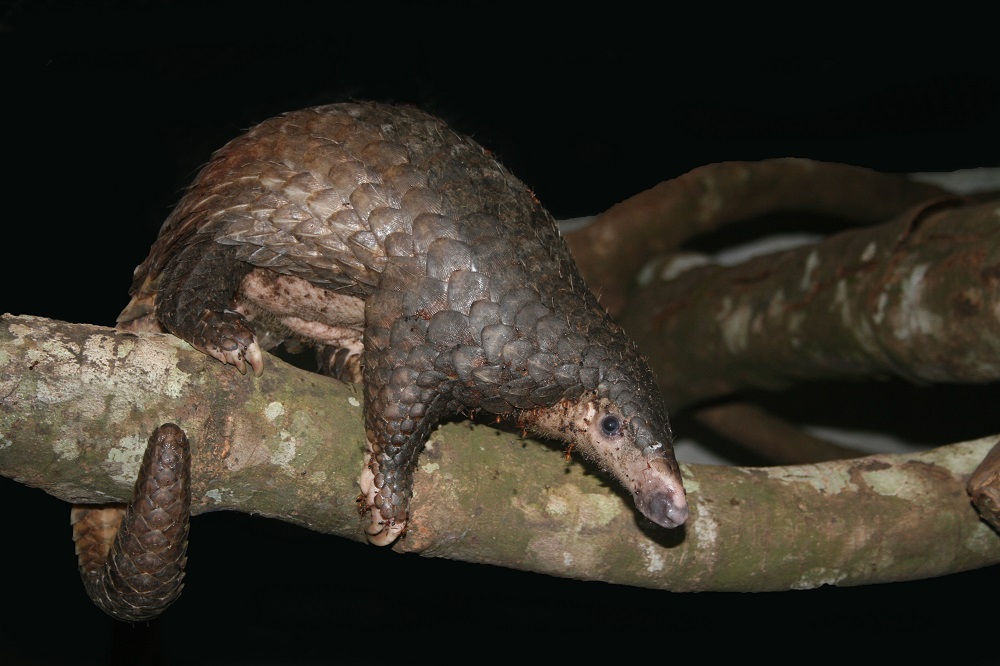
75 101 688 620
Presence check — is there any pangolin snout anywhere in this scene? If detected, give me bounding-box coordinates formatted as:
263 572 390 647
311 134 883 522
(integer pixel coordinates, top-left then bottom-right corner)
638 490 689 528
633 457 688 528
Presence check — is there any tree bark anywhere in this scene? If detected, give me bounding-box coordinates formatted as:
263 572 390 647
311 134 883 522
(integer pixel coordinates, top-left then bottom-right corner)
3 314 998 592
563 158 952 318
969 439 1000 531
617 196 1000 410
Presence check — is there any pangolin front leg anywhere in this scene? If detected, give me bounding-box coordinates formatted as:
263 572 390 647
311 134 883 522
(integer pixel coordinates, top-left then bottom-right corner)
154 235 263 376
356 313 449 543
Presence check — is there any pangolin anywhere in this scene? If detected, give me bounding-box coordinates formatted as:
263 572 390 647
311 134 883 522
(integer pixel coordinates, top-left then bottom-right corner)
72 101 688 621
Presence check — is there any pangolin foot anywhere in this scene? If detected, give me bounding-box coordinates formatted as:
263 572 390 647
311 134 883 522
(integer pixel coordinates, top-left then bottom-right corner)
192 308 263 376
317 345 364 384
359 458 406 546
365 516 406 546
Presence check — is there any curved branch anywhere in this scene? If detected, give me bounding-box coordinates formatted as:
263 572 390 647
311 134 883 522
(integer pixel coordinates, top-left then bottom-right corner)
563 158 950 316
618 197 1000 409
2 315 997 592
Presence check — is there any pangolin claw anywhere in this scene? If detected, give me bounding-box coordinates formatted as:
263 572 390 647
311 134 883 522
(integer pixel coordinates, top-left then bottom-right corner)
193 309 263 376
365 518 406 547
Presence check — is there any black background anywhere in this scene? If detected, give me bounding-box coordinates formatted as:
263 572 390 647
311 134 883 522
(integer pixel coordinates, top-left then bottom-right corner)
2 3 999 665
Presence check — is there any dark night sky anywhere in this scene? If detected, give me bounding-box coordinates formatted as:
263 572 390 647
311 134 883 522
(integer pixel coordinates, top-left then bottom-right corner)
2 4 999 665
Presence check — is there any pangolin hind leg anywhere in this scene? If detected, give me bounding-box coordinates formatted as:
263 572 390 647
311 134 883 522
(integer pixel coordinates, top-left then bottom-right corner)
71 424 191 622
317 343 364 385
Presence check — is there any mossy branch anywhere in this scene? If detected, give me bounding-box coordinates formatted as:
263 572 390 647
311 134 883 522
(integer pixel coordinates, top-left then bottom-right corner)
2 314 997 592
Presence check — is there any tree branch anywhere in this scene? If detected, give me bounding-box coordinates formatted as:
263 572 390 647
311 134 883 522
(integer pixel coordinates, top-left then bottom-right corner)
563 158 951 317
3 314 997 592
616 197 1000 410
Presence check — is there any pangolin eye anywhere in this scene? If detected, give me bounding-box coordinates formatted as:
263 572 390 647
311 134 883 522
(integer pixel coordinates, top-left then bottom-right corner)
600 414 621 437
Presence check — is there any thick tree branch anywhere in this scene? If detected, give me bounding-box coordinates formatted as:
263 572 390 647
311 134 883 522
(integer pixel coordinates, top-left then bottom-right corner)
563 158 951 317
969 438 1000 530
3 314 998 592
616 197 1000 410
